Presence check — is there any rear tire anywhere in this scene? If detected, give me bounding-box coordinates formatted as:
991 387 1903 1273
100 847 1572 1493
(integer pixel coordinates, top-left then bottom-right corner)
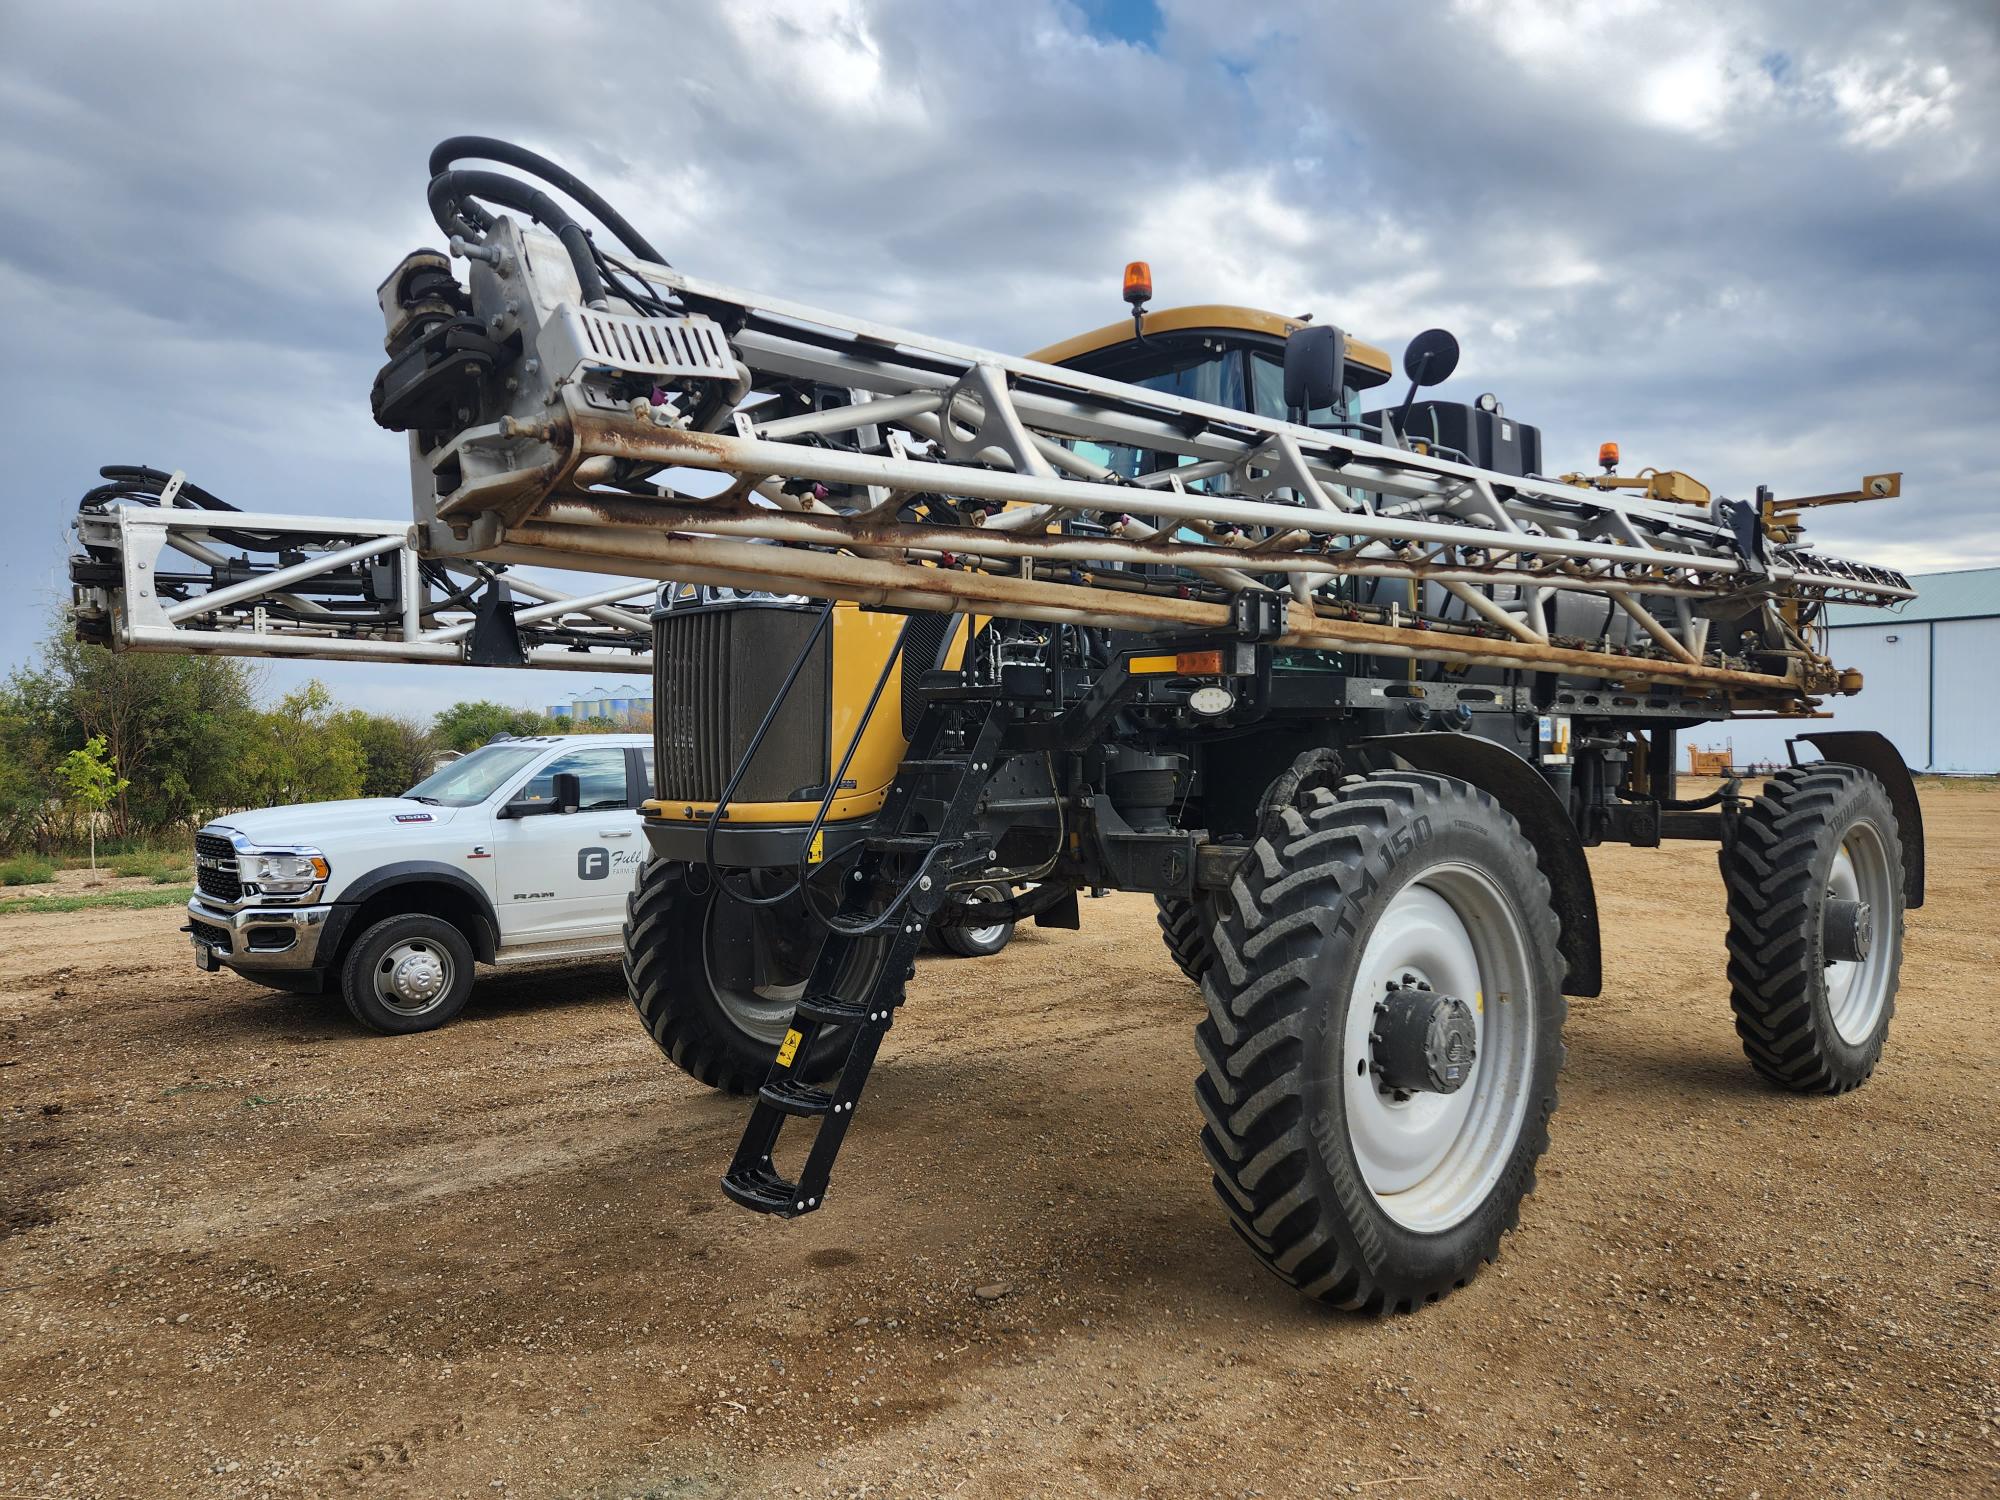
1722 763 1904 1093
624 859 871 1094
1196 772 1565 1312
1155 895 1216 984
339 914 475 1034
933 882 1015 957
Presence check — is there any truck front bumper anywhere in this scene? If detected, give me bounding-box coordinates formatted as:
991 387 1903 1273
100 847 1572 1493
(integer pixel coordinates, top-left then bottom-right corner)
185 895 338 975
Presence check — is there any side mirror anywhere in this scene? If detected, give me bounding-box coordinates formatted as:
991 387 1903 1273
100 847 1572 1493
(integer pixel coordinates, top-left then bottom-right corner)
499 770 582 819
1402 327 1460 388
1392 327 1462 443
1282 323 1346 418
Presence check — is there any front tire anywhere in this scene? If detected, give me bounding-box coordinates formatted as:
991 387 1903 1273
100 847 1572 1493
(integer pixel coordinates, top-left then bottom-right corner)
624 859 872 1094
338 914 475 1034
1196 772 1566 1312
1722 763 1904 1093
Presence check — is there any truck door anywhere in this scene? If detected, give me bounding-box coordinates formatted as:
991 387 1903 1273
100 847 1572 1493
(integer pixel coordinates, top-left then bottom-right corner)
492 745 639 942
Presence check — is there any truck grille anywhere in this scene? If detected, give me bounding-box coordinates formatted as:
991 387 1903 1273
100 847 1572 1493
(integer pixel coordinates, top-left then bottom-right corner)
653 606 830 803
193 831 241 903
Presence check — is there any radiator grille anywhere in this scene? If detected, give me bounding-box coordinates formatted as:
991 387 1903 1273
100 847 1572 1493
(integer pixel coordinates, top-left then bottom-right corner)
653 607 830 803
193 831 241 903
899 614 954 737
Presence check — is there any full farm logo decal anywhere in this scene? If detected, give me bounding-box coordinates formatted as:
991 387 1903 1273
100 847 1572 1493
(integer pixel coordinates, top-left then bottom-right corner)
577 846 645 881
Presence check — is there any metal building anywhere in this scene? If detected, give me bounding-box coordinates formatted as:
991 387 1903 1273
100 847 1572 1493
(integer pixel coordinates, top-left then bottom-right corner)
1702 566 2000 775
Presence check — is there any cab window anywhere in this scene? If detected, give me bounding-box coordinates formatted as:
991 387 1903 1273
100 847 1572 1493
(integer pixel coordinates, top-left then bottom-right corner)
1247 350 1359 430
517 747 630 810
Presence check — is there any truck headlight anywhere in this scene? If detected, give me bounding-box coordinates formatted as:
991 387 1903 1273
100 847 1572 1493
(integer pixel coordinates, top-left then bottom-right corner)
240 848 330 896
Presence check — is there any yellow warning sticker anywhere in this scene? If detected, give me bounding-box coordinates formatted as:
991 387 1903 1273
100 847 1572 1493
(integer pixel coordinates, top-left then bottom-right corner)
807 830 825 865
776 1028 803 1068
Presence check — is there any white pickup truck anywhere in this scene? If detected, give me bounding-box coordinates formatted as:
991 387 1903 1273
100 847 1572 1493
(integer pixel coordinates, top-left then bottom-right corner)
184 732 1014 1034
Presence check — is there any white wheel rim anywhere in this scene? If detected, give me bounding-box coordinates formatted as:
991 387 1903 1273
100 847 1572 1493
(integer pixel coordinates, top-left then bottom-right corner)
1825 820 1895 1045
374 938 454 1016
961 884 1010 948
1340 863 1537 1233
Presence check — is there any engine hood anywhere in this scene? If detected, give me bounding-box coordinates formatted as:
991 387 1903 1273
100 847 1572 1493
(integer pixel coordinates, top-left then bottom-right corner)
207 799 465 846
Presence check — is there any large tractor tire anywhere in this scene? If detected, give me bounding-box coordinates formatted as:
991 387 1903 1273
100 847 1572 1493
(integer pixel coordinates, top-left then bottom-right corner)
625 859 888 1094
1155 895 1216 984
1195 771 1566 1313
1722 763 1904 1093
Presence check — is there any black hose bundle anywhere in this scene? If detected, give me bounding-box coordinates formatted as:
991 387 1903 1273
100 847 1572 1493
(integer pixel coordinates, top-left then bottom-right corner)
425 136 677 311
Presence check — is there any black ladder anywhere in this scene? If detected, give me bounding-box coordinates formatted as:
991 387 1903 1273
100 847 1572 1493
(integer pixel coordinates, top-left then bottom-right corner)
720 694 1006 1217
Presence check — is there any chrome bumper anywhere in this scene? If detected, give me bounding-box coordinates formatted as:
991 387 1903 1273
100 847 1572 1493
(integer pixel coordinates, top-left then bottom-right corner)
185 896 334 973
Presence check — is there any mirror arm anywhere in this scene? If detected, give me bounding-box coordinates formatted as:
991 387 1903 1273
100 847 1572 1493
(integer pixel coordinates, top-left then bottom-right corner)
1393 355 1431 439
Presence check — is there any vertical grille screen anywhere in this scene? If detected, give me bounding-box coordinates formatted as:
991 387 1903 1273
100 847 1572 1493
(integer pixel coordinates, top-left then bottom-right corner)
653 607 830 803
193 831 241 902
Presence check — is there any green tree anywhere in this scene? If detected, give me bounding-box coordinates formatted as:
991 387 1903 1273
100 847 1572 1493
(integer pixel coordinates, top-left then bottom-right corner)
57 735 128 876
432 699 559 753
238 682 366 807
335 711 438 797
11 625 259 837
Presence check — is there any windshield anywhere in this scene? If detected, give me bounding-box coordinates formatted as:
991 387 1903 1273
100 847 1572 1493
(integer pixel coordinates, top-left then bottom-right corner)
400 744 545 807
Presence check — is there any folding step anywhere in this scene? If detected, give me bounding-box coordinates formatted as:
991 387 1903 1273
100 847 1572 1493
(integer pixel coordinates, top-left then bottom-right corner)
721 1163 809 1216
792 993 887 1027
757 1077 840 1117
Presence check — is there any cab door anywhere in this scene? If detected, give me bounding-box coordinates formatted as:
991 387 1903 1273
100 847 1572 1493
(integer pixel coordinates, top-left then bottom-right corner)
492 745 640 943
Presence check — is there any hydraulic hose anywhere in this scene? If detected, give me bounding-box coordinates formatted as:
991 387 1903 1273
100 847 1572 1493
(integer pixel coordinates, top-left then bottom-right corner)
428 136 668 266
426 168 607 307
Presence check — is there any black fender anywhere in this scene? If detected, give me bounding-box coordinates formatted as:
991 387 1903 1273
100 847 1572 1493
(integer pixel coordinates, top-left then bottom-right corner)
333 861 502 961
1362 732 1601 998
1795 731 1925 908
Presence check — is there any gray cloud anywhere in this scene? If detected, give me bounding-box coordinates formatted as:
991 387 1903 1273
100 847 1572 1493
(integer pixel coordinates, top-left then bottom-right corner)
3 0 1993 703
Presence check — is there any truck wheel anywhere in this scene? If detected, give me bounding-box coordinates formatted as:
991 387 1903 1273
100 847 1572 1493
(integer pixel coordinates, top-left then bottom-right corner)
1195 772 1565 1312
1722 763 1904 1093
1155 895 1216 983
624 859 872 1094
934 883 1014 957
338 914 476 1034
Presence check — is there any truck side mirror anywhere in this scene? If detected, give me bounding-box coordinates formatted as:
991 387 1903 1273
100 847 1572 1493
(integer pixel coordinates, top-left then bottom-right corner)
1282 323 1345 420
499 770 583 818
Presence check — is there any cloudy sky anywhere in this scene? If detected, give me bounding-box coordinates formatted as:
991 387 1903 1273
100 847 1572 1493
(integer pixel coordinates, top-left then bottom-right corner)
4 0 1994 716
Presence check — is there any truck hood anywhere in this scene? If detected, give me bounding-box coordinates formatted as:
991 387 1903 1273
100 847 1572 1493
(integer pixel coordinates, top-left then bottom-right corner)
209 799 467 846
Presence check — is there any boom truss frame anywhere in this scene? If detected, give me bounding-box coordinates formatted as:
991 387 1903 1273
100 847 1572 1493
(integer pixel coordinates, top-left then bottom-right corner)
71 486 655 671
405 218 1910 703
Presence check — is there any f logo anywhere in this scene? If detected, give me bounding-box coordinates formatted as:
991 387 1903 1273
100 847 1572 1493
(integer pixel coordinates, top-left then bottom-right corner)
577 847 610 880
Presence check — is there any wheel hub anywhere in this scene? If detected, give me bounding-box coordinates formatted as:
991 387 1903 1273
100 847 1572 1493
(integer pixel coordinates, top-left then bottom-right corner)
1371 983 1478 1097
1824 897 1872 963
391 950 445 1004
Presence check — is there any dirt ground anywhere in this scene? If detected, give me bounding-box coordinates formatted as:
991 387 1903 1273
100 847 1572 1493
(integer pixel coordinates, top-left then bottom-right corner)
1 785 1995 1499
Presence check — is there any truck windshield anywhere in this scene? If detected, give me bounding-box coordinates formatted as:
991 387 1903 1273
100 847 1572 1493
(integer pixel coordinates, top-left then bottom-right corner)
401 744 545 807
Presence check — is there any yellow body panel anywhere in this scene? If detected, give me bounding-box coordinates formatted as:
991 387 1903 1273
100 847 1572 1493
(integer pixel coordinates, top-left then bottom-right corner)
1028 304 1392 383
